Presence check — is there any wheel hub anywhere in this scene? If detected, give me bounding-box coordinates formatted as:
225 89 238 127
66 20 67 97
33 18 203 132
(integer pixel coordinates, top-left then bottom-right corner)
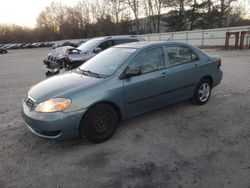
199 83 210 102
93 115 110 133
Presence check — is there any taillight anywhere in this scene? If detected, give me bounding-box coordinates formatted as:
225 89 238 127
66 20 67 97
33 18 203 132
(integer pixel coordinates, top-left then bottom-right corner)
217 59 222 69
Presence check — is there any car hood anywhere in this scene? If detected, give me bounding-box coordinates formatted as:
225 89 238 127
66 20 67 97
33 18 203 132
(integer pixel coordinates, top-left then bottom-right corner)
50 46 75 56
28 71 101 102
67 52 92 62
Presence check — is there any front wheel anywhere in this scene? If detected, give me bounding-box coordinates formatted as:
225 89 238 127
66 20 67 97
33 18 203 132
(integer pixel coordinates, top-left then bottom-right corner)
192 79 212 105
80 104 118 143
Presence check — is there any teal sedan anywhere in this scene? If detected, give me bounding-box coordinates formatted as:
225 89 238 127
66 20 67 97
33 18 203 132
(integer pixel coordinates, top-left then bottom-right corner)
22 41 223 143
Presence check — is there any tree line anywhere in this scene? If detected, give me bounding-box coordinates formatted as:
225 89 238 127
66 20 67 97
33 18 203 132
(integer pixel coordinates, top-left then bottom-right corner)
0 0 249 43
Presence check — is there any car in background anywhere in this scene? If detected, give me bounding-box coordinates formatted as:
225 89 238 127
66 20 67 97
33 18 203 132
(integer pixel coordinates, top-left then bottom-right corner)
38 42 54 48
1 44 12 49
0 47 8 54
0 42 54 50
52 41 80 49
22 41 223 143
43 35 144 76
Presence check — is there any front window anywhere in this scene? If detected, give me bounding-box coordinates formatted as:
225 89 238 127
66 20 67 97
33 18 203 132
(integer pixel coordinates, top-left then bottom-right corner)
77 38 103 53
130 47 165 74
79 47 136 76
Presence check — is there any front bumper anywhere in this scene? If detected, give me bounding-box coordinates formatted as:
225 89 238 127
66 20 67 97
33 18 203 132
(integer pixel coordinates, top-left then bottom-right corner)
44 59 61 69
44 59 62 76
21 102 87 140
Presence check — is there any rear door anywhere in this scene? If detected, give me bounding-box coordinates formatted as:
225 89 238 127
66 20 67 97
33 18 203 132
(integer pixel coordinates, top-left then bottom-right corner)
160 45 203 101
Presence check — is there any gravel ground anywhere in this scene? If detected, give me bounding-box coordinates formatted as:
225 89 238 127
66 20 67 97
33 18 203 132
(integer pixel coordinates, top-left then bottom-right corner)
0 48 250 188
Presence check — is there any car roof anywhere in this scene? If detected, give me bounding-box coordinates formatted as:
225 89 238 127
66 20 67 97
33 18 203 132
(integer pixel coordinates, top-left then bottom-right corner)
114 41 191 49
93 35 144 41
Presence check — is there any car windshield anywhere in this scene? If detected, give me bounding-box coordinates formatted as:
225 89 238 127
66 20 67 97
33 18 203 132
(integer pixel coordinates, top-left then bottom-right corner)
77 39 102 53
79 47 136 76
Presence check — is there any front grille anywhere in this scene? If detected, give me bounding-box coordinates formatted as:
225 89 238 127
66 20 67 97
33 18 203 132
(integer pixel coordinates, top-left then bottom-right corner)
48 55 57 62
26 97 35 110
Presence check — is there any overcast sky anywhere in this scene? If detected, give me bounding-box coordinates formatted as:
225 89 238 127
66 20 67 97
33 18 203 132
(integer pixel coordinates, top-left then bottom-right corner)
0 0 249 27
0 0 79 27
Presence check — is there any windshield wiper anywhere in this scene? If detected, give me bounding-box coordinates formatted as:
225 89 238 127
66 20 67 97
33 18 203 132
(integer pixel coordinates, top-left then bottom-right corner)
78 69 102 78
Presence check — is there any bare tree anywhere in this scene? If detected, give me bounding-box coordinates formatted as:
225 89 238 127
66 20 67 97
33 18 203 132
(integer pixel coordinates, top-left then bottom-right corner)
126 0 141 34
91 0 110 23
36 2 67 34
74 1 92 38
217 0 238 27
143 0 157 33
105 0 127 33
189 0 197 30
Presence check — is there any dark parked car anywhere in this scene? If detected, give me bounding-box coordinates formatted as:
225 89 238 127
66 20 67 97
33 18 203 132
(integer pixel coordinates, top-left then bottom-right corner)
0 47 8 54
22 41 223 143
44 35 144 76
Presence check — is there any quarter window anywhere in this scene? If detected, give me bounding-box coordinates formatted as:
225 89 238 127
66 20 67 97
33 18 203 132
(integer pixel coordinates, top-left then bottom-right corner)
130 47 165 74
166 46 198 67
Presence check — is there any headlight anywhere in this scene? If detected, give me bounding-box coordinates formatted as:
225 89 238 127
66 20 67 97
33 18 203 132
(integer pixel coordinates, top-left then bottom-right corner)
58 55 68 61
35 98 71 113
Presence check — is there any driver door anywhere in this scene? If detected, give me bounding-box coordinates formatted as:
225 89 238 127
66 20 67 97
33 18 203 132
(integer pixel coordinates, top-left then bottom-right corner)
123 47 167 117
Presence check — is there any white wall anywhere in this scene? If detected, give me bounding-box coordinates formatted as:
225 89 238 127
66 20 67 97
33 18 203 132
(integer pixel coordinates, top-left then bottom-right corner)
52 26 250 47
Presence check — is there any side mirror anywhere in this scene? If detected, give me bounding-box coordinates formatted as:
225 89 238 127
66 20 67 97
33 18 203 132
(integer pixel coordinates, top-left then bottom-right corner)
124 68 141 79
93 47 102 54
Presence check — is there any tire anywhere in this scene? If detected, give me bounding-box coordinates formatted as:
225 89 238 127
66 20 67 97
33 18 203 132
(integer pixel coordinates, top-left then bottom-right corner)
192 78 212 105
80 104 118 143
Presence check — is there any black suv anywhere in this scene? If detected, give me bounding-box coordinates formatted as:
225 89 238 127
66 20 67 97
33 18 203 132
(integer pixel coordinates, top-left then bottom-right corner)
44 35 144 76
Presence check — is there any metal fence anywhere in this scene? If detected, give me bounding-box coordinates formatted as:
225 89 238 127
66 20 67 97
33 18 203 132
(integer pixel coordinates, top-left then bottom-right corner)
52 25 250 47
140 25 250 47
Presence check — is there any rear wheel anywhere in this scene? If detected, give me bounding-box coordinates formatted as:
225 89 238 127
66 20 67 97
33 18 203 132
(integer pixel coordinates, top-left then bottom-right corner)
80 104 118 143
192 78 211 105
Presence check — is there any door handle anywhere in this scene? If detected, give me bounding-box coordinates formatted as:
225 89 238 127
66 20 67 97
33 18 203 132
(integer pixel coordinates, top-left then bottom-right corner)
160 72 168 78
194 64 199 69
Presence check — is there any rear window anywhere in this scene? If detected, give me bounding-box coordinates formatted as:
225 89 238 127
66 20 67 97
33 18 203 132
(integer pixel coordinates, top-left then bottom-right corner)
113 39 138 45
165 46 198 67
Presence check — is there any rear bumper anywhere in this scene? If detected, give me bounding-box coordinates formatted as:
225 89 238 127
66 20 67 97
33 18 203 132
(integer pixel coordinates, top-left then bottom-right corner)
213 70 223 88
21 102 87 140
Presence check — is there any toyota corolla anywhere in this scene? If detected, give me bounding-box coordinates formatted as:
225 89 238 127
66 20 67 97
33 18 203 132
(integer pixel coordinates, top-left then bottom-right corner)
22 41 223 143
